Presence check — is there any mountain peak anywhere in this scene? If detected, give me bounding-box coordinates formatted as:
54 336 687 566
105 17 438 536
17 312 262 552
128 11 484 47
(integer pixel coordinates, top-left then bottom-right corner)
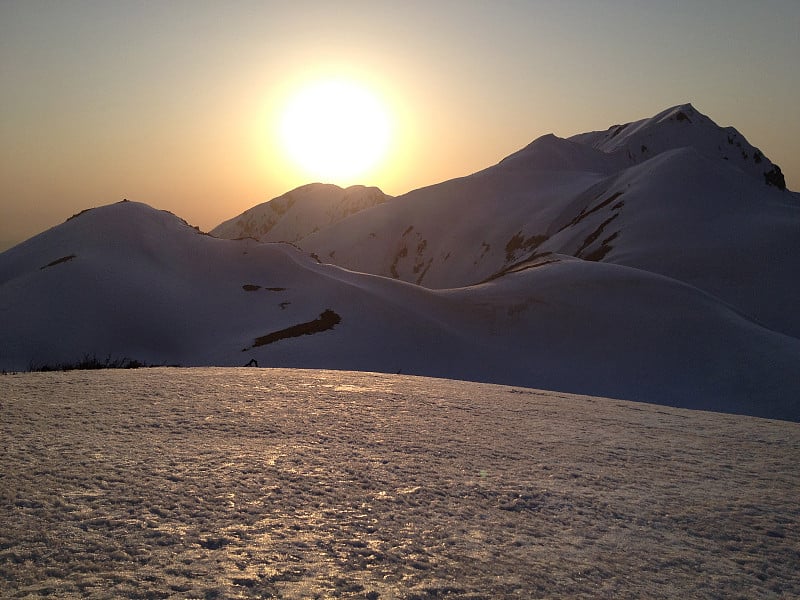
211 183 390 242
655 102 698 123
497 132 623 174
569 103 785 188
60 199 202 236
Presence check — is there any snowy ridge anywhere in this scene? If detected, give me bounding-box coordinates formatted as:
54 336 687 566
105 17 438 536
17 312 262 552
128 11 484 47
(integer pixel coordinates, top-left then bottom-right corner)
569 104 786 188
496 133 626 175
2 105 800 420
211 183 390 242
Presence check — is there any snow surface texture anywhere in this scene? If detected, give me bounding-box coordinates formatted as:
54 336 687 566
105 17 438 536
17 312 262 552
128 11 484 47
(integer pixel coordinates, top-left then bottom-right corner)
2 368 799 599
1 104 799 421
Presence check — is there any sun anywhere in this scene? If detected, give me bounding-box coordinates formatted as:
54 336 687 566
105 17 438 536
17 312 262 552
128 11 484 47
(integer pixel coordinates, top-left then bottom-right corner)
277 78 392 183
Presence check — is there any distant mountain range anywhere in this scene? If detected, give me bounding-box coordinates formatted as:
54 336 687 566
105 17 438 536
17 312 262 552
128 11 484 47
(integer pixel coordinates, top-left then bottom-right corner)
2 104 798 420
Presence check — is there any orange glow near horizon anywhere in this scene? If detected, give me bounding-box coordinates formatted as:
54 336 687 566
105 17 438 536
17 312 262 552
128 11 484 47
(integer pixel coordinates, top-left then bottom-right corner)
2 2 799 251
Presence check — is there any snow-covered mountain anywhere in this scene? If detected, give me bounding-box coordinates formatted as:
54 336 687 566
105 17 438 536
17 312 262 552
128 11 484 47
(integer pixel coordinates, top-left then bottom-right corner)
568 104 786 186
285 104 799 339
211 183 390 242
1 199 799 420
2 104 799 420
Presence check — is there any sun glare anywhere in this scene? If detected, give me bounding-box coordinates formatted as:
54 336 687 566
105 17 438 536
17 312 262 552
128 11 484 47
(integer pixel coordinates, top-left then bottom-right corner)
278 79 392 183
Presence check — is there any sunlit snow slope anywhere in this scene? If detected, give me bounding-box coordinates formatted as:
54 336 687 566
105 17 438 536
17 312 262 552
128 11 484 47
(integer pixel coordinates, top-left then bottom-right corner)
2 104 799 420
211 183 390 243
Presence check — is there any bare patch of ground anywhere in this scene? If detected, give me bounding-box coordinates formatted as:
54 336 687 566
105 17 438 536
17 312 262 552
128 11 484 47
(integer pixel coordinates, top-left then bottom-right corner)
39 254 76 270
246 310 341 350
504 232 547 263
1 368 798 599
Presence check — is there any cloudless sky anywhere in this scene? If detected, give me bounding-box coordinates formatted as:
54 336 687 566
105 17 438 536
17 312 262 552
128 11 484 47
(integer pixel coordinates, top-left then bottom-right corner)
2 0 799 250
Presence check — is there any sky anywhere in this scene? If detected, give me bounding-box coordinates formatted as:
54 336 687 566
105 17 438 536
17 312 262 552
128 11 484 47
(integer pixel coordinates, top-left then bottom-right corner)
1 0 799 251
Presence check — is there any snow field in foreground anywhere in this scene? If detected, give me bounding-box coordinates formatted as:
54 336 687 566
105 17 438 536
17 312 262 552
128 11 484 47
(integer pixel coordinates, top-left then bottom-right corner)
1 368 799 599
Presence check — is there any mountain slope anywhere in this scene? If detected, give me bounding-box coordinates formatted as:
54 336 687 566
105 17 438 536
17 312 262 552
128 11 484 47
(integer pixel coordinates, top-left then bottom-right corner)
211 183 390 242
0 200 469 371
1 200 800 420
297 152 607 287
536 147 800 337
290 104 799 338
569 104 786 188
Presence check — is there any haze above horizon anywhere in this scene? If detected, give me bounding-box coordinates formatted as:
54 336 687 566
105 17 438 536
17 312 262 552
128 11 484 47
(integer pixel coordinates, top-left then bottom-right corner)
2 0 799 251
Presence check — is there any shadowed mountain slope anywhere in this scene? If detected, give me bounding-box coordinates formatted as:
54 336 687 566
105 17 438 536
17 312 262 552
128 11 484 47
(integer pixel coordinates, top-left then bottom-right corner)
285 104 799 338
3 105 800 419
1 200 799 420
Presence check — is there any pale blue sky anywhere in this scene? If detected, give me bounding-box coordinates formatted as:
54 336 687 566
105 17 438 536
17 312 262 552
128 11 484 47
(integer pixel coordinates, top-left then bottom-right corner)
1 0 798 249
